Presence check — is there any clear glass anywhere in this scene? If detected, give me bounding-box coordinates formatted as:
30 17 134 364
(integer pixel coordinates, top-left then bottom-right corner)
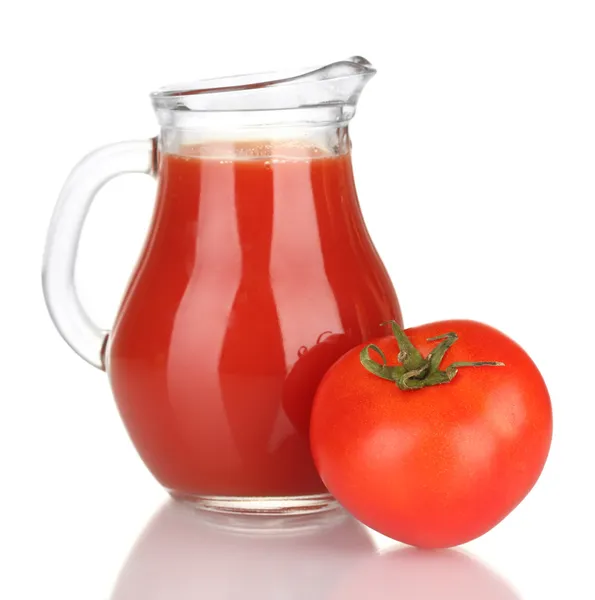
42 139 156 368
42 57 402 515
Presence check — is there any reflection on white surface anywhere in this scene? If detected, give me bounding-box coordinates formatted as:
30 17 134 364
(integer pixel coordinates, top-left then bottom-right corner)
334 546 522 600
110 501 520 599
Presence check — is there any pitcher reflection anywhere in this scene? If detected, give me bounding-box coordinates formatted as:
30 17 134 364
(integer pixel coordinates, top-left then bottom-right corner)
110 502 374 600
283 331 354 437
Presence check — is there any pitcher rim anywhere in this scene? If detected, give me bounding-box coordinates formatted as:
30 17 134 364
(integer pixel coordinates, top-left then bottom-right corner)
150 56 376 112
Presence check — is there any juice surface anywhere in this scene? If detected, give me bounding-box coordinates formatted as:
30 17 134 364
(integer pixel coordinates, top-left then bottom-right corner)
109 145 401 497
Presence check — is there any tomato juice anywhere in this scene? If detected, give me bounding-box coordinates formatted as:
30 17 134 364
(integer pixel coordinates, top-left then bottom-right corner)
108 143 400 498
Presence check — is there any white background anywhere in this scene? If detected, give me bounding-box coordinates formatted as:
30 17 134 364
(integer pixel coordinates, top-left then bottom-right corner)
1 1 594 598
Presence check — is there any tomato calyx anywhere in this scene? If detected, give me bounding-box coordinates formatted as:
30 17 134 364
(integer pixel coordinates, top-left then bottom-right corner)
360 321 505 391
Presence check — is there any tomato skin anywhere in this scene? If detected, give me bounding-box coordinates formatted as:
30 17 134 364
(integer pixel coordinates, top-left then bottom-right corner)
310 320 553 549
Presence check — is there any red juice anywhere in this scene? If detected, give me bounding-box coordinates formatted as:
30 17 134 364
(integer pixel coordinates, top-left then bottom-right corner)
108 144 401 498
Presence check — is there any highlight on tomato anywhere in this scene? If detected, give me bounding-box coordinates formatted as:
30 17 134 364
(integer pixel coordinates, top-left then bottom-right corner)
310 320 552 549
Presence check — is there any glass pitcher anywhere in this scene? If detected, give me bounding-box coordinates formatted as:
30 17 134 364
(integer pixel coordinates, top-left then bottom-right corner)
43 56 402 515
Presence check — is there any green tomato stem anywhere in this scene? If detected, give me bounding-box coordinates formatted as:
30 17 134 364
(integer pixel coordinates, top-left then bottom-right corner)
360 321 504 391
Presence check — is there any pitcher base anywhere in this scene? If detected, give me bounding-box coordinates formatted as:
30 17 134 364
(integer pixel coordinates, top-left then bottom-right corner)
171 492 338 517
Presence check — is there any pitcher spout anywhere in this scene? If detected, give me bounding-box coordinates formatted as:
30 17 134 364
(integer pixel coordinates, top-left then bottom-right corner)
301 55 377 106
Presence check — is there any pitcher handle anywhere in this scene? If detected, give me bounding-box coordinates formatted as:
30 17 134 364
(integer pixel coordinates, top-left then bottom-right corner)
42 138 157 370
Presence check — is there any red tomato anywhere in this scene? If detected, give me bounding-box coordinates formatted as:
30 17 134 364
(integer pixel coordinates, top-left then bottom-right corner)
310 320 552 549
